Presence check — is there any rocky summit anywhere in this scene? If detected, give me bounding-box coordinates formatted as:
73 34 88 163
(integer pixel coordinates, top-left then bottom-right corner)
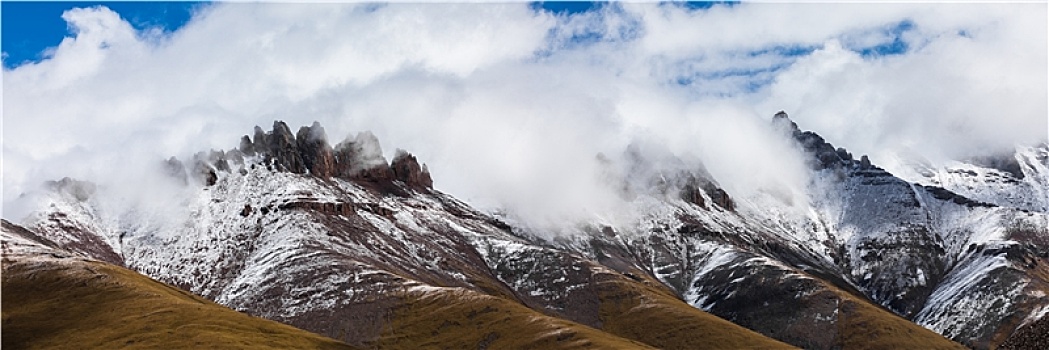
4 115 1047 350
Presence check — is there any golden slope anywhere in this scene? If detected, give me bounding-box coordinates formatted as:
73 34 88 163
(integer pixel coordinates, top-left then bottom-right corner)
367 269 799 350
829 283 966 350
373 286 657 349
595 269 799 350
1 253 358 350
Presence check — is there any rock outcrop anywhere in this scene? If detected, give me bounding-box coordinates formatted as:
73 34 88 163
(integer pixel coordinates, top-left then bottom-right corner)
333 132 394 182
296 122 337 178
775 111 878 172
678 176 734 211
164 121 433 192
969 152 1025 180
391 150 433 190
239 135 255 156
268 121 307 174
251 126 268 155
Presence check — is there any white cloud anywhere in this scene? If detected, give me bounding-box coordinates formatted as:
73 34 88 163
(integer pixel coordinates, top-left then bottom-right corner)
758 3 1047 163
2 3 1045 230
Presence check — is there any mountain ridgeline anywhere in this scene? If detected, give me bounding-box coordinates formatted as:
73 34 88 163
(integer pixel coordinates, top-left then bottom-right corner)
167 120 432 191
5 113 1048 350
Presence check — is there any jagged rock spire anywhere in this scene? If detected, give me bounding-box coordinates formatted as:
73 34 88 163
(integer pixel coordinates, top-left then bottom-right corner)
239 135 255 156
773 111 876 172
296 122 336 178
391 150 433 190
186 120 436 191
334 131 394 182
251 126 268 155
268 121 307 174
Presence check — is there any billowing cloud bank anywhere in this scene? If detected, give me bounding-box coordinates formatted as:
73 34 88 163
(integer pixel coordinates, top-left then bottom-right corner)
3 2 1046 227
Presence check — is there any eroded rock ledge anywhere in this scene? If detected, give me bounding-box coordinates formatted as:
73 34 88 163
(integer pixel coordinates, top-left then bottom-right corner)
168 121 433 192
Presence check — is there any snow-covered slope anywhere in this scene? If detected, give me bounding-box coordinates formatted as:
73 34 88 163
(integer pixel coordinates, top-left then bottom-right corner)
1 220 361 350
892 144 1049 214
10 116 1044 349
541 112 1047 348
9 121 796 349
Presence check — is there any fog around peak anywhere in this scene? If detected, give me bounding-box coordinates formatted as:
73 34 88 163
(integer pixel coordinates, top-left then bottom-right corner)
3 3 1045 229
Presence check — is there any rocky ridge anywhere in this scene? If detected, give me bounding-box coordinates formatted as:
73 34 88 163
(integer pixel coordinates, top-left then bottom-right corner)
178 120 432 192
8 115 1046 349
542 111 1047 348
9 121 796 349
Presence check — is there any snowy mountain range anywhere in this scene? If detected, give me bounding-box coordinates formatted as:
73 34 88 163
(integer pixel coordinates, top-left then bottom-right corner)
4 113 1047 349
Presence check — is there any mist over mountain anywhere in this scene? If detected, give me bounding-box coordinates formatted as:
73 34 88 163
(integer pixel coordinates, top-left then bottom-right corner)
3 2 1045 225
6 116 1047 349
3 2 1047 350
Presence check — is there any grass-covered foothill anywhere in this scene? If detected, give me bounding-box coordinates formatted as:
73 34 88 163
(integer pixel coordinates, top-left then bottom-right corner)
595 271 799 350
374 286 656 349
2 254 359 350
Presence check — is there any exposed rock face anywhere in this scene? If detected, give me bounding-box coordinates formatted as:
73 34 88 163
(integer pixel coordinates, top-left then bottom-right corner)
860 155 872 169
836 147 853 162
680 183 706 208
391 150 433 190
999 316 1049 350
167 122 432 191
798 131 849 169
678 176 733 211
252 126 268 154
239 135 256 156
708 187 734 211
268 121 307 174
969 153 1025 180
296 122 337 178
921 185 996 208
775 112 872 172
333 132 394 182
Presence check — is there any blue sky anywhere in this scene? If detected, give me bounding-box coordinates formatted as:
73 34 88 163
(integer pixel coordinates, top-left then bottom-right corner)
1 1 748 69
2 1 205 68
532 1 730 14
1 0 907 96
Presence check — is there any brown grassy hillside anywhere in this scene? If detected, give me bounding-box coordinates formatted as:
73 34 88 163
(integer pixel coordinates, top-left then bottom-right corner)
998 315 1049 350
2 252 358 350
831 284 967 350
373 286 656 349
595 270 798 350
1 217 965 350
